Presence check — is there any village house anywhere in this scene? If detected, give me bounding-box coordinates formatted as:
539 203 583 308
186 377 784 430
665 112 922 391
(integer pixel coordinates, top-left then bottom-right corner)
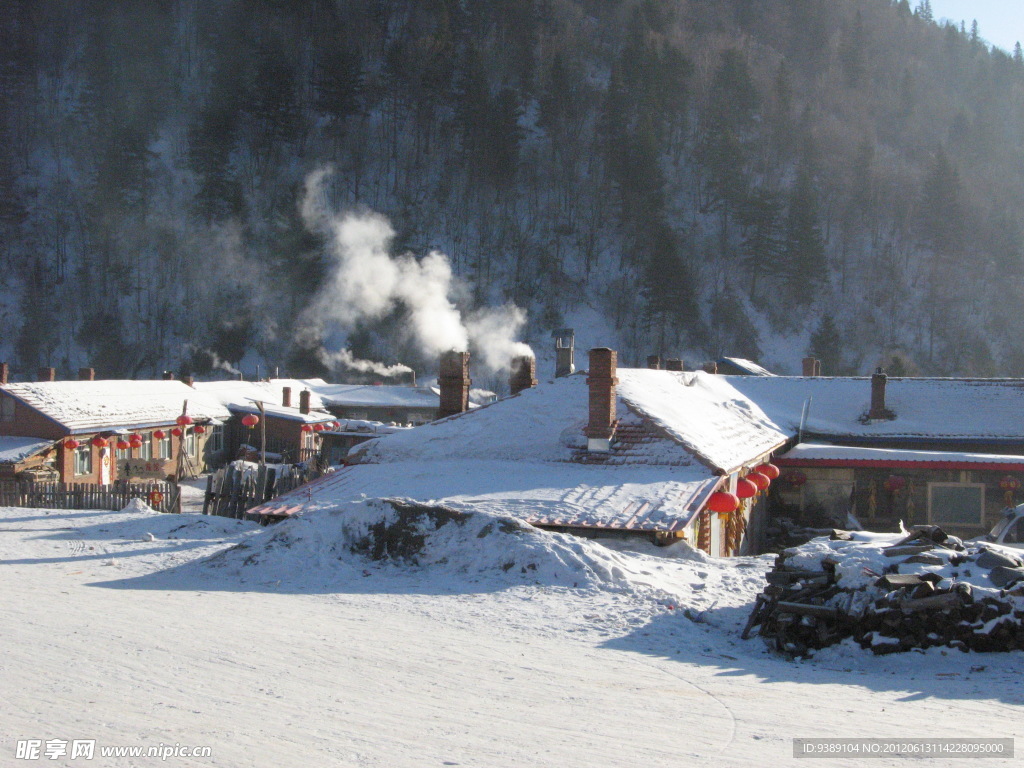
726 365 1024 540
247 350 791 556
0 365 230 485
191 379 335 464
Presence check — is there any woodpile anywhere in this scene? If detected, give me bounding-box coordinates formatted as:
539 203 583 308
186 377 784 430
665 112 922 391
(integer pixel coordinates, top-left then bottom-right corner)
744 526 1024 656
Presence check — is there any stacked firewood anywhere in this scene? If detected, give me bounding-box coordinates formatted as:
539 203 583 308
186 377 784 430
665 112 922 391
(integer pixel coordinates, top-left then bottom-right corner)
744 526 1024 656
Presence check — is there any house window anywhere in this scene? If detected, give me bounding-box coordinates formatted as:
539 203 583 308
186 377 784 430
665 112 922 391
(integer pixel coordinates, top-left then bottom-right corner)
157 435 171 459
73 446 92 476
928 483 985 528
115 444 130 462
139 435 153 460
184 432 197 458
0 394 14 422
207 425 224 454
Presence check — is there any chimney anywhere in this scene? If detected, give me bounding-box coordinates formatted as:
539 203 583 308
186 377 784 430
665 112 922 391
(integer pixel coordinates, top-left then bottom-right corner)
509 355 537 396
408 370 417 387
0 362 8 385
438 350 471 418
282 386 292 408
585 348 618 453
553 328 575 378
37 367 55 382
665 358 684 372
802 357 818 377
299 389 311 415
646 355 661 370
162 371 174 380
869 368 888 419
78 367 95 381
181 375 195 388
814 359 822 376
702 361 718 374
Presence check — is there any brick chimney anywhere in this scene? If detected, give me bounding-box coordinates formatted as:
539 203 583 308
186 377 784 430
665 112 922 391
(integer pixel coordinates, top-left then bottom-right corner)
438 350 471 418
585 348 618 453
646 355 661 370
665 358 684 372
509 355 537 396
802 357 819 377
37 367 55 382
702 361 718 374
282 386 292 408
553 329 575 378
299 389 311 415
78 367 95 381
162 371 174 380
181 375 195 387
869 368 889 419
0 362 8 385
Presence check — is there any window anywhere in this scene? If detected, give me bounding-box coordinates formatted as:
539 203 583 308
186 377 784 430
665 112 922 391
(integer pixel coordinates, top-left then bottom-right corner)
0 394 14 422
73 446 92 476
207 425 224 454
184 432 197 458
157 435 171 459
115 444 130 462
928 483 985 528
139 435 152 460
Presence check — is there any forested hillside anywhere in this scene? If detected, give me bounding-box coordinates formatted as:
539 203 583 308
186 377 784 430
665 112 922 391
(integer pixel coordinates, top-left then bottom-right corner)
3 0 1024 386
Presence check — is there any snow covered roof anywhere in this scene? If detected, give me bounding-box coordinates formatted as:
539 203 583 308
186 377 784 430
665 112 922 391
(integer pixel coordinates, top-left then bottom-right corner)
0 436 53 464
717 357 776 376
272 379 439 410
778 443 1024 470
248 370 790 531
192 380 334 424
726 376 1024 443
1 380 231 434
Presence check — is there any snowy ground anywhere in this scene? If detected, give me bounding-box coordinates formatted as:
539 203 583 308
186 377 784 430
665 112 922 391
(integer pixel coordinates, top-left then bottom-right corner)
1 501 1022 768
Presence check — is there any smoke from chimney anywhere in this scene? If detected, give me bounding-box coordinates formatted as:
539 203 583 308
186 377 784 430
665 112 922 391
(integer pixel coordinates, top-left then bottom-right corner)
297 168 533 375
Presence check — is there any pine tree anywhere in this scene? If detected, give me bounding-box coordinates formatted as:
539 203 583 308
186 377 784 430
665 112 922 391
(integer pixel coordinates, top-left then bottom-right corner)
808 314 843 375
782 166 827 305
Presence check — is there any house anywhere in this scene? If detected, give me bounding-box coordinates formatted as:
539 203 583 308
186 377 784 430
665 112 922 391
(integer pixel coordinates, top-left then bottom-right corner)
247 350 790 556
725 370 1024 539
0 367 231 484
191 379 335 464
273 378 456 425
317 420 410 467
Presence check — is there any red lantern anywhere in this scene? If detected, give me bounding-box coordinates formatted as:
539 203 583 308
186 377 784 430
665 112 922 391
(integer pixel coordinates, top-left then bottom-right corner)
784 470 807 487
735 478 758 499
176 414 193 426
153 430 166 440
171 427 183 437
757 463 781 480
64 438 79 450
301 424 313 432
1000 476 1021 492
193 424 206 434
883 475 906 493
129 434 143 447
116 439 130 450
313 423 324 432
331 421 341 430
241 414 259 427
91 436 108 448
707 491 740 514
747 471 770 491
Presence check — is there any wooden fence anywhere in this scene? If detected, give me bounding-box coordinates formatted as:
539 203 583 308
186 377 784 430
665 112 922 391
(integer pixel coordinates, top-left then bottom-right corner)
0 480 180 514
203 463 308 522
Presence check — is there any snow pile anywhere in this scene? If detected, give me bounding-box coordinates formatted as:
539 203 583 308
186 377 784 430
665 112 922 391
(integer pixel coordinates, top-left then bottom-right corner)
747 526 1024 656
200 498 664 592
120 498 158 515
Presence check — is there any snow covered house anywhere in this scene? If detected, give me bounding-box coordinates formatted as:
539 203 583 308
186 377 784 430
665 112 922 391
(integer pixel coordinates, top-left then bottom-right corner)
247 349 790 556
0 372 231 484
726 372 1024 539
191 380 335 465
274 378 450 425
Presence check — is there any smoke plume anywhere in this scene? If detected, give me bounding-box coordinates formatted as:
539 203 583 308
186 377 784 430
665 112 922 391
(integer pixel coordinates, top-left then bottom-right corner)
298 168 533 373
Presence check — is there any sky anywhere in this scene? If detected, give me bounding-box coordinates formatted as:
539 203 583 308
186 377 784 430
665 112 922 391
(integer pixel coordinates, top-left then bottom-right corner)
929 0 1024 53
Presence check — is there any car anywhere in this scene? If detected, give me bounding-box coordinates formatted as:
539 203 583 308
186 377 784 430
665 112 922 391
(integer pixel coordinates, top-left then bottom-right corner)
981 504 1024 549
